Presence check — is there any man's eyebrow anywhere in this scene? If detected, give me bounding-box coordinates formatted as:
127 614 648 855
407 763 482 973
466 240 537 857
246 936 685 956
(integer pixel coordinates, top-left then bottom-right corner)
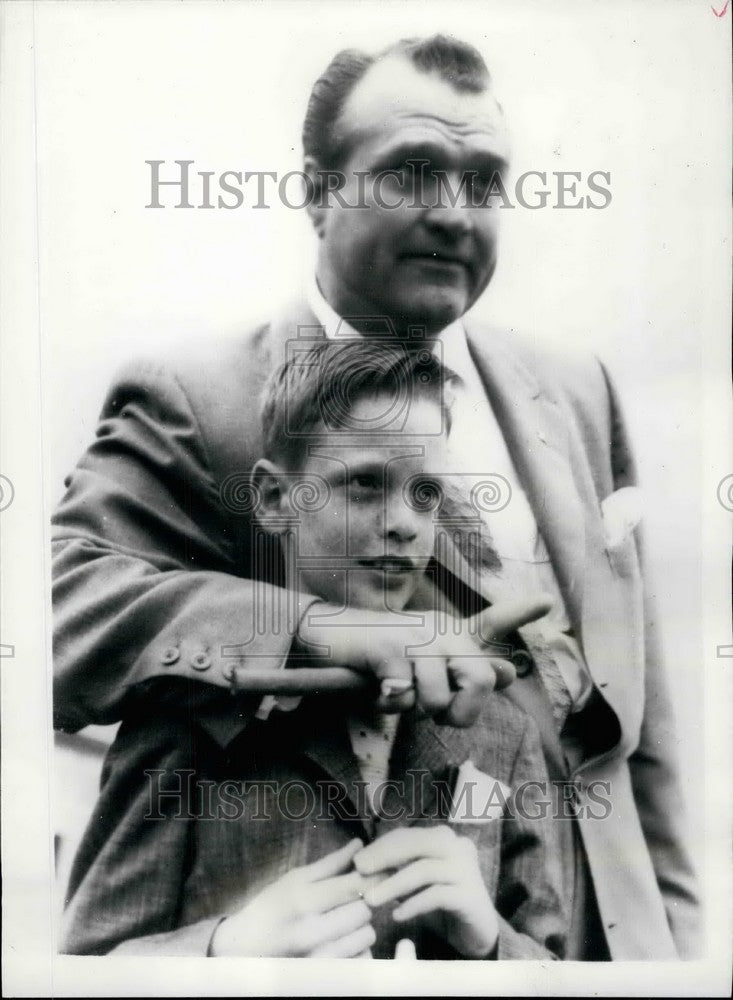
369 141 508 176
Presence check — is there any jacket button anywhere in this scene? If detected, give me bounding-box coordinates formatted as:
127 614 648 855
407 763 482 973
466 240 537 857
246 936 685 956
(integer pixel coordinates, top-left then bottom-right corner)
161 646 180 666
511 649 533 678
191 652 212 671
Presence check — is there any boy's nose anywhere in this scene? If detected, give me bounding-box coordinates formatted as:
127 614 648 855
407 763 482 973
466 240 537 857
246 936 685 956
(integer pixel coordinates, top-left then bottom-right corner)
384 496 420 545
386 524 418 545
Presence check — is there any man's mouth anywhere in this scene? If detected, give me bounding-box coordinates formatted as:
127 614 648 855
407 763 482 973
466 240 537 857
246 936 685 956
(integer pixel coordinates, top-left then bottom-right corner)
398 250 472 275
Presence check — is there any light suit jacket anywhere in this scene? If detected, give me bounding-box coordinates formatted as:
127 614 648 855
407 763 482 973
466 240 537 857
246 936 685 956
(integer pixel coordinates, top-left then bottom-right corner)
52 298 700 959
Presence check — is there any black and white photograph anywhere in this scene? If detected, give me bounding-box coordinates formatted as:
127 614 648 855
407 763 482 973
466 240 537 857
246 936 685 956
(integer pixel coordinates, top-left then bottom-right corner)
1 0 731 995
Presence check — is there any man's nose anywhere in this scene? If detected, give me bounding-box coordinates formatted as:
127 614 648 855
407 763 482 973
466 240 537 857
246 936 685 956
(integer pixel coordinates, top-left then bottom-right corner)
422 172 474 238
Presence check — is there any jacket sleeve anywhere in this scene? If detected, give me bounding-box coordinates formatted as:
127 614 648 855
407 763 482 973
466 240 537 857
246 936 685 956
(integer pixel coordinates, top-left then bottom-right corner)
493 720 567 960
109 917 225 956
52 359 314 744
601 363 701 958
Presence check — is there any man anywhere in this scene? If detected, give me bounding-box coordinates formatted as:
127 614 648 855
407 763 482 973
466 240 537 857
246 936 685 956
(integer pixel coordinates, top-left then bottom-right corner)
53 34 699 959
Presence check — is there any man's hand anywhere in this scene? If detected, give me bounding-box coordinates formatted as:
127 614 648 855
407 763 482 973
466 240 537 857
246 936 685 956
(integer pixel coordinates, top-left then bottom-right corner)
355 826 499 959
297 595 552 726
210 839 375 957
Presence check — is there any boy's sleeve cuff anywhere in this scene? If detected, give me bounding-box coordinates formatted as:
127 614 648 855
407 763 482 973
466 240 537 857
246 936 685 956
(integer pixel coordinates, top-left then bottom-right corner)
110 915 226 956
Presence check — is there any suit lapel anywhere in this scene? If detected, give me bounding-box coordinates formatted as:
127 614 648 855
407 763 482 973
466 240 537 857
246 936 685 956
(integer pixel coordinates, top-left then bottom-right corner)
463 321 639 735
463 323 587 633
280 698 370 836
376 711 454 834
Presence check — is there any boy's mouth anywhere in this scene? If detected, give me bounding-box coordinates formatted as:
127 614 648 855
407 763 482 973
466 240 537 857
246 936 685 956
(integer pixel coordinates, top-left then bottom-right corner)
356 557 416 575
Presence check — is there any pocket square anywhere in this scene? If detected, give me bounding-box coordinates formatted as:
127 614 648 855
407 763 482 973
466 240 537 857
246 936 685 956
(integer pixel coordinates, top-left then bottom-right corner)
601 486 643 549
448 759 512 825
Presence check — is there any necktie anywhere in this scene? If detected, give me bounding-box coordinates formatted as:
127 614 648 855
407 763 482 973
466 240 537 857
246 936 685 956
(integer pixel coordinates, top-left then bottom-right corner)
347 710 400 817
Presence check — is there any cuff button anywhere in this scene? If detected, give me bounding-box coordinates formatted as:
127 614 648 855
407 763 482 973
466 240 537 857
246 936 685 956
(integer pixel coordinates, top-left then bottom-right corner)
191 652 212 671
161 646 180 666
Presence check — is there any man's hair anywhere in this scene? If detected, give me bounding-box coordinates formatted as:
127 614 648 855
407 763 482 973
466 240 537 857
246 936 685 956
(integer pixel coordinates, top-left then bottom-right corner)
260 339 448 468
302 34 493 169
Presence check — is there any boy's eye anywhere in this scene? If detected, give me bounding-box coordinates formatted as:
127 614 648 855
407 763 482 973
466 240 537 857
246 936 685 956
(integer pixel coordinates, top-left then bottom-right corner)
404 476 443 513
349 473 382 499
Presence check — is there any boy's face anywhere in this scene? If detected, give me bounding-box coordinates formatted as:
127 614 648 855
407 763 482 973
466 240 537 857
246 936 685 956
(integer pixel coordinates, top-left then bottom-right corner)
289 393 446 612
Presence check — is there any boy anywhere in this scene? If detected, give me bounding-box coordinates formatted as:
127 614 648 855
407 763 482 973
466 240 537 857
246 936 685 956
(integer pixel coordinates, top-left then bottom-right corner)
61 340 565 960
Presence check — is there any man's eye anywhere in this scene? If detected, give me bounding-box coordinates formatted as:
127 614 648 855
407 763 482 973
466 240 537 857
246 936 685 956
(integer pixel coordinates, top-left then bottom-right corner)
466 174 491 201
389 164 415 187
469 173 503 205
392 162 425 184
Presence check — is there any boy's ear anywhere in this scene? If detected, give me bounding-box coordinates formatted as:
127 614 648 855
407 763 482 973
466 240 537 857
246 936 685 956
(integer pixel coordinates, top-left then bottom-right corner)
251 459 290 531
303 155 328 238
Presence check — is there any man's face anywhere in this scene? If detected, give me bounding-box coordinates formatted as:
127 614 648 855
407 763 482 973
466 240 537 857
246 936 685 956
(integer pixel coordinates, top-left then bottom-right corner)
291 393 445 612
313 56 509 335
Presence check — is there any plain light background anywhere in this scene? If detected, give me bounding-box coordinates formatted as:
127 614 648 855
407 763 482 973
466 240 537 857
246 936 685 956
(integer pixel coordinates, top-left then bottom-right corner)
3 0 731 994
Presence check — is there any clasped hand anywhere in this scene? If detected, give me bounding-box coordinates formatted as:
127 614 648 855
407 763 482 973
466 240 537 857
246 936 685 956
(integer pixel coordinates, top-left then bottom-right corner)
210 828 498 959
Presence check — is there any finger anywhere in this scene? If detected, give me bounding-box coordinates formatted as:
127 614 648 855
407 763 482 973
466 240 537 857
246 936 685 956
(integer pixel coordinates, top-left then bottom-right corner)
372 658 416 714
412 657 451 717
468 595 553 647
363 858 448 909
354 826 455 876
435 656 494 727
302 838 363 882
394 938 417 960
490 657 517 691
309 923 376 958
297 899 371 952
393 884 458 923
307 871 371 913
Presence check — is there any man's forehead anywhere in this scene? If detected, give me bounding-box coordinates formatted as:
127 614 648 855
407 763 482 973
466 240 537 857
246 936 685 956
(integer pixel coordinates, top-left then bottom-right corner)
337 54 509 160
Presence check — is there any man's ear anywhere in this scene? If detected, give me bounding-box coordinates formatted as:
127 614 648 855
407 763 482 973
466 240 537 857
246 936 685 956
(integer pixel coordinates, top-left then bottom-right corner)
251 459 291 533
304 155 328 238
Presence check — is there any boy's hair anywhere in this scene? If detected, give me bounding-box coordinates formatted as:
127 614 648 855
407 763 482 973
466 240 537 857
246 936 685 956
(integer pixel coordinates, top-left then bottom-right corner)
260 339 449 468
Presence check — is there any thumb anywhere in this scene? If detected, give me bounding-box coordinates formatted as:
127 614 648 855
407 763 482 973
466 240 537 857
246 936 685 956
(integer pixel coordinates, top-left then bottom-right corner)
468 595 553 648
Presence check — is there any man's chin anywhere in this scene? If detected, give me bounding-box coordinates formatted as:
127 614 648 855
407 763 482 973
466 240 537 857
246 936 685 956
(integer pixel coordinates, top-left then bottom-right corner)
395 291 469 336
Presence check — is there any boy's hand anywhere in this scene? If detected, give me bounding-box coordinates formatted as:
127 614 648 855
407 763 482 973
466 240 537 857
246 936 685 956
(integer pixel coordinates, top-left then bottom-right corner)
298 596 552 726
210 839 375 957
354 827 499 959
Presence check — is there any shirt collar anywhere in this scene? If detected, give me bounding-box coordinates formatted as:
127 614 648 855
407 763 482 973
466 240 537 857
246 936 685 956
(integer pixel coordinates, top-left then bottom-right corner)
306 274 472 383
